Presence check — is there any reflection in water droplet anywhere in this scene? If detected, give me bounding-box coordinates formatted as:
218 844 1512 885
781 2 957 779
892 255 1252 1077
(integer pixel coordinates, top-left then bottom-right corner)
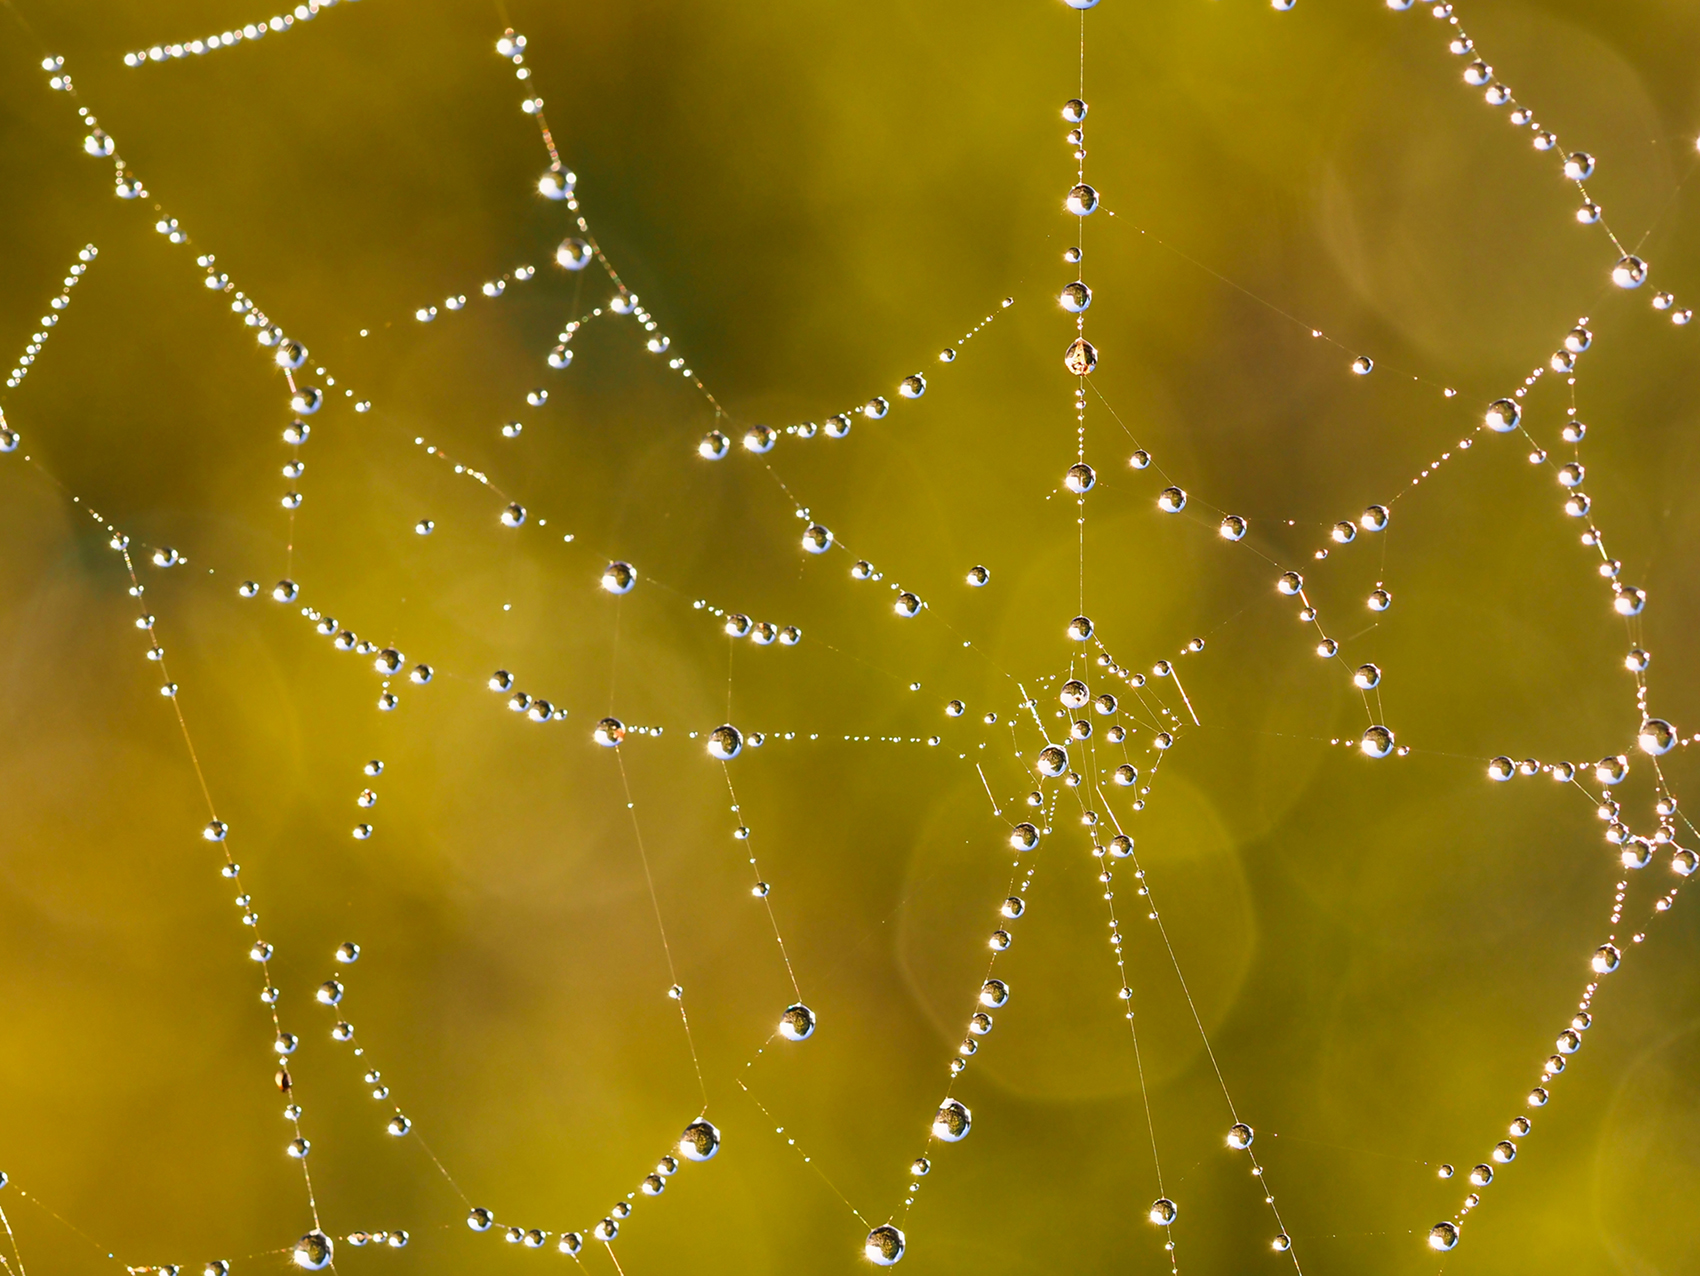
1064 337 1098 375
556 238 593 270
779 1003 816 1041
1429 1222 1459 1252
1612 255 1648 289
679 1119 721 1161
865 1225 906 1266
932 1099 972 1142
292 1231 333 1271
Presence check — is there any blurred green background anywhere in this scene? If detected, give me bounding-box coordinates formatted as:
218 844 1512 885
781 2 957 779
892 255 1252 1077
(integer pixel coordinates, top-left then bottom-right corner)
2 0 1699 1273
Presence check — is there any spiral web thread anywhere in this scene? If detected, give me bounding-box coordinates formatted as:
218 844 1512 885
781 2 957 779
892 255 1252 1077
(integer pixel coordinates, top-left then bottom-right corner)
0 0 1697 1272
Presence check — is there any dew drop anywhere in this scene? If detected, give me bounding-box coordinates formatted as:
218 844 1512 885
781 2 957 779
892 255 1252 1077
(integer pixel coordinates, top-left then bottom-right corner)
555 238 593 271
601 561 637 594
779 1004 816 1041
865 1225 906 1266
932 1100 972 1142
1064 337 1098 375
1638 719 1675 756
1612 255 1648 289
1485 399 1521 432
1066 183 1100 215
679 1119 722 1161
292 1231 333 1271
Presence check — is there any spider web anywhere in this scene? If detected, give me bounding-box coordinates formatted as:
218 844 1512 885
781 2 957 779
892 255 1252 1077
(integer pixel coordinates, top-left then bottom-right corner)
0 2 1697 1275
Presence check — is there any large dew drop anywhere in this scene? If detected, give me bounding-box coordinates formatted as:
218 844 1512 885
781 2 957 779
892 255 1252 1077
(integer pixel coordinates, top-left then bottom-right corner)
1638 718 1675 755
1066 183 1099 215
1064 337 1098 375
707 724 743 760
1149 1198 1177 1226
601 561 637 594
778 1004 816 1041
932 1099 972 1142
865 1225 906 1266
1611 255 1648 289
1484 399 1521 432
679 1119 722 1162
1428 1222 1460 1252
1009 823 1041 852
1361 726 1394 759
538 168 576 200
292 1231 334 1271
556 237 593 271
